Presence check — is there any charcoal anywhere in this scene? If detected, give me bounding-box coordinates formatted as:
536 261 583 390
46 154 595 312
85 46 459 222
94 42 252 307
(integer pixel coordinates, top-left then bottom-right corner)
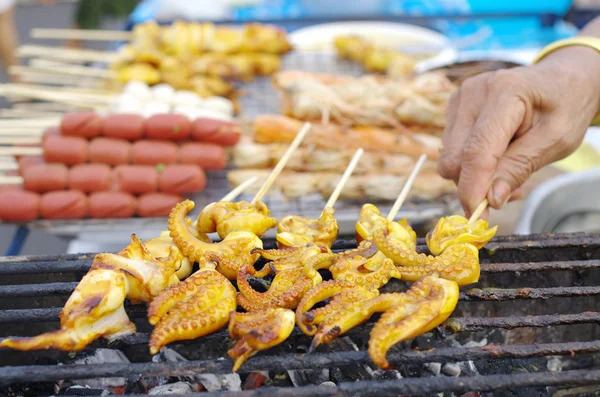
372 369 402 380
441 363 461 377
148 382 194 395
328 337 374 382
319 381 336 387
71 349 130 390
61 385 111 396
243 372 270 390
424 362 442 375
287 369 329 387
195 373 242 392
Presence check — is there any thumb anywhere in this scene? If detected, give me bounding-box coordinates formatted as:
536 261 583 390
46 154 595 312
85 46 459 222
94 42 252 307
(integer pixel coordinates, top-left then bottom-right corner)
486 128 550 208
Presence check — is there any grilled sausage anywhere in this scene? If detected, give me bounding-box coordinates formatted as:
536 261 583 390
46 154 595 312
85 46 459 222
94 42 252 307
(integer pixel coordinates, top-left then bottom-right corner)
190 118 241 146
21 163 68 192
102 113 146 141
40 190 88 220
43 127 60 141
178 142 227 170
17 156 45 173
60 111 103 138
0 190 40 222
43 135 88 165
88 191 137 219
131 140 178 165
157 164 206 194
114 165 158 194
145 114 191 141
137 192 182 217
68 163 113 193
88 137 131 166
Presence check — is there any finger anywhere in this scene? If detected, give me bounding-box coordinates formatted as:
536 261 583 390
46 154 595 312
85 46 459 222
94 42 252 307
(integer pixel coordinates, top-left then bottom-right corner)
508 187 523 202
437 74 489 183
457 91 528 217
487 123 570 208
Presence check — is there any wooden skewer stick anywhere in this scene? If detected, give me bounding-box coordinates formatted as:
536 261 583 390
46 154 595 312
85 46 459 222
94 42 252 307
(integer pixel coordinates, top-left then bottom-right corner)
0 175 23 185
0 128 46 136
468 199 488 224
220 177 258 202
387 154 428 221
0 161 18 171
17 45 118 63
0 137 41 145
31 28 133 42
30 59 117 78
251 122 312 205
0 147 43 156
0 118 60 127
323 148 364 211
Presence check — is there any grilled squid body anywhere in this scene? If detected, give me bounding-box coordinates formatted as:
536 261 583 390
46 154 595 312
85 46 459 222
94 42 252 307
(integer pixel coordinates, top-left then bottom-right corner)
147 267 237 355
168 199 263 279
236 245 335 312
355 203 417 246
228 308 295 372
426 215 498 255
296 276 459 368
196 200 277 239
0 236 182 352
276 206 339 248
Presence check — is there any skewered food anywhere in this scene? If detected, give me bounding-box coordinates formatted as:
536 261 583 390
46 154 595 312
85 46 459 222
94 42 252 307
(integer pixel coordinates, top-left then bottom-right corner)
60 111 103 138
21 163 68 192
145 114 191 141
157 164 207 194
196 200 277 240
89 137 131 165
228 308 295 372
68 163 113 192
88 191 138 219
40 190 88 219
136 193 183 218
0 189 40 222
273 71 454 129
43 135 88 165
253 115 442 159
276 207 338 248
0 235 184 351
102 114 146 141
190 118 241 146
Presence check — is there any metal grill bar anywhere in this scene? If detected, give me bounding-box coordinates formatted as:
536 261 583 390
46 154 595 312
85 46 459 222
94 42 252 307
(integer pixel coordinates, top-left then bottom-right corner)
480 260 600 272
1 341 599 383
0 305 147 323
3 283 600 301
444 312 600 333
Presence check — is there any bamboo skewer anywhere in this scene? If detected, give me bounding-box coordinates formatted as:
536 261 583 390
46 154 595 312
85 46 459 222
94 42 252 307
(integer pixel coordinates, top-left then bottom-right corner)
31 28 133 42
323 148 364 211
29 59 117 78
387 154 428 221
251 122 312 205
221 177 258 202
17 45 119 63
0 147 42 156
0 118 60 127
0 137 41 145
0 128 46 135
468 199 488 223
0 175 23 185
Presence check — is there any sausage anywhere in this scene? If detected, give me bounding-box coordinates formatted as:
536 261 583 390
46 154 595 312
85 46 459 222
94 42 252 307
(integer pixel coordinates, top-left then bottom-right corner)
178 142 227 170
21 163 68 192
88 137 131 166
40 190 88 220
131 140 178 165
43 127 60 142
102 114 146 141
68 163 113 193
88 191 137 219
0 190 40 222
137 192 182 217
145 114 191 141
17 156 45 173
43 135 88 165
60 112 103 138
114 165 158 194
191 118 241 146
157 164 206 194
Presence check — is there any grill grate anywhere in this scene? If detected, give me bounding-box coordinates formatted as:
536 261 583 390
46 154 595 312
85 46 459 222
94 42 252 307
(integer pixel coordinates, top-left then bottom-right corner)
2 233 600 396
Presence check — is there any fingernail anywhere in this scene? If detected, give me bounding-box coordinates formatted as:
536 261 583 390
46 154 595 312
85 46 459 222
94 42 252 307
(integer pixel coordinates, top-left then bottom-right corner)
490 179 511 208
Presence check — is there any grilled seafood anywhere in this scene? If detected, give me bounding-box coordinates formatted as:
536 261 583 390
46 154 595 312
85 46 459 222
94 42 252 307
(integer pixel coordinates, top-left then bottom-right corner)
276 207 338 248
236 245 335 312
196 200 277 240
296 276 459 368
355 203 417 244
253 115 442 159
426 215 498 256
273 71 454 129
0 236 182 351
227 169 455 201
372 214 497 286
227 308 295 372
169 200 263 280
147 266 236 355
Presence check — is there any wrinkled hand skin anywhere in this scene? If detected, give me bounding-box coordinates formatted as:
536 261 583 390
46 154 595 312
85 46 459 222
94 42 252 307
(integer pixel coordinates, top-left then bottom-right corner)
147 268 237 355
373 222 481 286
330 241 401 289
227 308 295 372
168 200 263 280
196 200 277 240
237 245 335 311
426 215 497 256
368 276 459 368
355 204 416 247
0 236 182 352
276 207 339 248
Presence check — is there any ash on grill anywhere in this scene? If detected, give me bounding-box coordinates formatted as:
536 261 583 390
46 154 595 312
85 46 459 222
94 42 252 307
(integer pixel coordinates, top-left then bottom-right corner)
2 233 600 396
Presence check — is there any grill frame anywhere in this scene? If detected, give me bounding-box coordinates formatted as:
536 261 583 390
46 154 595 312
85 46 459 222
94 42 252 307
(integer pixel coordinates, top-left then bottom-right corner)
2 233 600 396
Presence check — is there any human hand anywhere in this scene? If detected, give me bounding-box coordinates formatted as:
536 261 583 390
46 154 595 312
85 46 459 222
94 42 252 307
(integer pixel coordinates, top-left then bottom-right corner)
437 46 600 219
